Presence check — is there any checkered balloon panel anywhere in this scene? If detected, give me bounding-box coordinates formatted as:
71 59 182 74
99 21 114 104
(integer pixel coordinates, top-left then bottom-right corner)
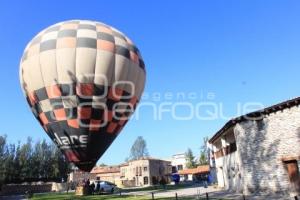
20 20 146 172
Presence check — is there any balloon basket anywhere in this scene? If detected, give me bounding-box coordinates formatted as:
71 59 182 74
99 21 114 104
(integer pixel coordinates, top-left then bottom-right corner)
75 186 89 196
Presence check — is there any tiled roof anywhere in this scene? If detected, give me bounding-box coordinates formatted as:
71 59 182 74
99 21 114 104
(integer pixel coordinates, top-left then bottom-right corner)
209 97 300 143
90 166 120 174
126 157 171 163
178 165 210 175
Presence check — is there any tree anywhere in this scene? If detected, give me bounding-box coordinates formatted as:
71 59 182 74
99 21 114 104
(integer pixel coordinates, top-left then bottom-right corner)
128 136 149 161
3 143 16 182
198 151 208 165
31 140 43 179
0 135 6 157
13 142 21 180
98 163 107 167
0 135 7 185
185 148 196 169
19 137 33 179
51 143 71 181
198 137 209 165
0 135 71 183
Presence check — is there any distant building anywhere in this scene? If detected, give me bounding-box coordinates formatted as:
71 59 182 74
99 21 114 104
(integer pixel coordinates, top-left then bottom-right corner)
209 97 300 196
90 166 121 186
68 169 96 183
178 165 210 182
171 153 187 173
120 158 172 187
71 157 172 188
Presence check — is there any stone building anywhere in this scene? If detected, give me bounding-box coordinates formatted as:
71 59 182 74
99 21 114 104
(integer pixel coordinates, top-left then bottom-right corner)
72 157 172 188
209 97 300 196
68 169 96 183
120 158 172 187
90 166 121 186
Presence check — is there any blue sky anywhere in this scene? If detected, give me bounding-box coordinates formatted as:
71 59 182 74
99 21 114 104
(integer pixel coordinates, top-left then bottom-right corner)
0 0 300 165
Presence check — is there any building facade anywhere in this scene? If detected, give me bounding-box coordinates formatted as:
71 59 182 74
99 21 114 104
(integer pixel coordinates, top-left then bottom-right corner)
178 165 210 182
209 98 300 196
171 153 187 173
90 166 121 186
120 158 172 187
74 158 173 188
68 169 96 183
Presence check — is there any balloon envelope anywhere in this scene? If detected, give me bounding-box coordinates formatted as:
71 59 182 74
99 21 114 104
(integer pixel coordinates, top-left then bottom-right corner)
19 20 146 171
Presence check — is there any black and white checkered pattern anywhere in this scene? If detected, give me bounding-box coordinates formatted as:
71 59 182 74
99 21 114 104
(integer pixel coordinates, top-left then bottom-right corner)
22 20 145 70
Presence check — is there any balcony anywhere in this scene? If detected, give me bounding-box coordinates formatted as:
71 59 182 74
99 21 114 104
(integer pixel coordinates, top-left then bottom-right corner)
215 149 224 158
214 142 237 159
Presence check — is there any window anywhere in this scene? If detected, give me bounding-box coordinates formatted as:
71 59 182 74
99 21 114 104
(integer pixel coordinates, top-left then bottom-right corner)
229 142 237 153
284 160 300 192
152 176 158 185
177 165 183 171
144 166 148 172
215 149 224 158
184 175 188 181
171 166 177 173
257 119 265 131
139 167 142 176
143 176 149 185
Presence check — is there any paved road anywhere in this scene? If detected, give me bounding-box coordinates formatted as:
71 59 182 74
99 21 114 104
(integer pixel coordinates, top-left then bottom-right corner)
149 186 219 198
125 186 295 200
1 187 296 200
125 185 220 198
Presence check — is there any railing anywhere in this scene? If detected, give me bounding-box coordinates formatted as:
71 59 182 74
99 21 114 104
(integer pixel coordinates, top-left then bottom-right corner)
214 149 224 158
214 142 237 158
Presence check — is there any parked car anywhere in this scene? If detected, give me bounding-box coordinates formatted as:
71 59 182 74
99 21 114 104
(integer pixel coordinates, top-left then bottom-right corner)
94 181 117 194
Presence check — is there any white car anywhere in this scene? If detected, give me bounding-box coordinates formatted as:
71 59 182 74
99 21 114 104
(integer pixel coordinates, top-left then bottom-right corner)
94 181 117 194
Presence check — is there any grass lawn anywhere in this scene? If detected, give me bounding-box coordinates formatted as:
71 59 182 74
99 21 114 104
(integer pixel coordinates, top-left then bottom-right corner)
121 184 194 193
30 193 226 200
31 193 150 200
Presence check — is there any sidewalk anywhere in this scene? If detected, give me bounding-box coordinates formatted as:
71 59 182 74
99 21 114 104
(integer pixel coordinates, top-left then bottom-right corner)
125 185 297 200
206 190 293 200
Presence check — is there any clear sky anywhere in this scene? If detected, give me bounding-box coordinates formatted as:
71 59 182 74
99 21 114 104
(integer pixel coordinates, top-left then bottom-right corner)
0 0 300 165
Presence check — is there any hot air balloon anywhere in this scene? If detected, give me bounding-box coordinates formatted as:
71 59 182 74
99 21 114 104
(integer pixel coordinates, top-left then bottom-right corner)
19 20 146 172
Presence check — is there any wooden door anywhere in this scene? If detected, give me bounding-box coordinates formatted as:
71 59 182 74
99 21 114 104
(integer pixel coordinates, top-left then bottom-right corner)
286 160 300 193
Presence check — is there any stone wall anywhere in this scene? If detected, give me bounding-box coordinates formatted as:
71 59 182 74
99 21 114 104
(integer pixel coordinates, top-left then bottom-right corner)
234 106 300 195
120 159 171 187
0 182 67 195
215 146 242 191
